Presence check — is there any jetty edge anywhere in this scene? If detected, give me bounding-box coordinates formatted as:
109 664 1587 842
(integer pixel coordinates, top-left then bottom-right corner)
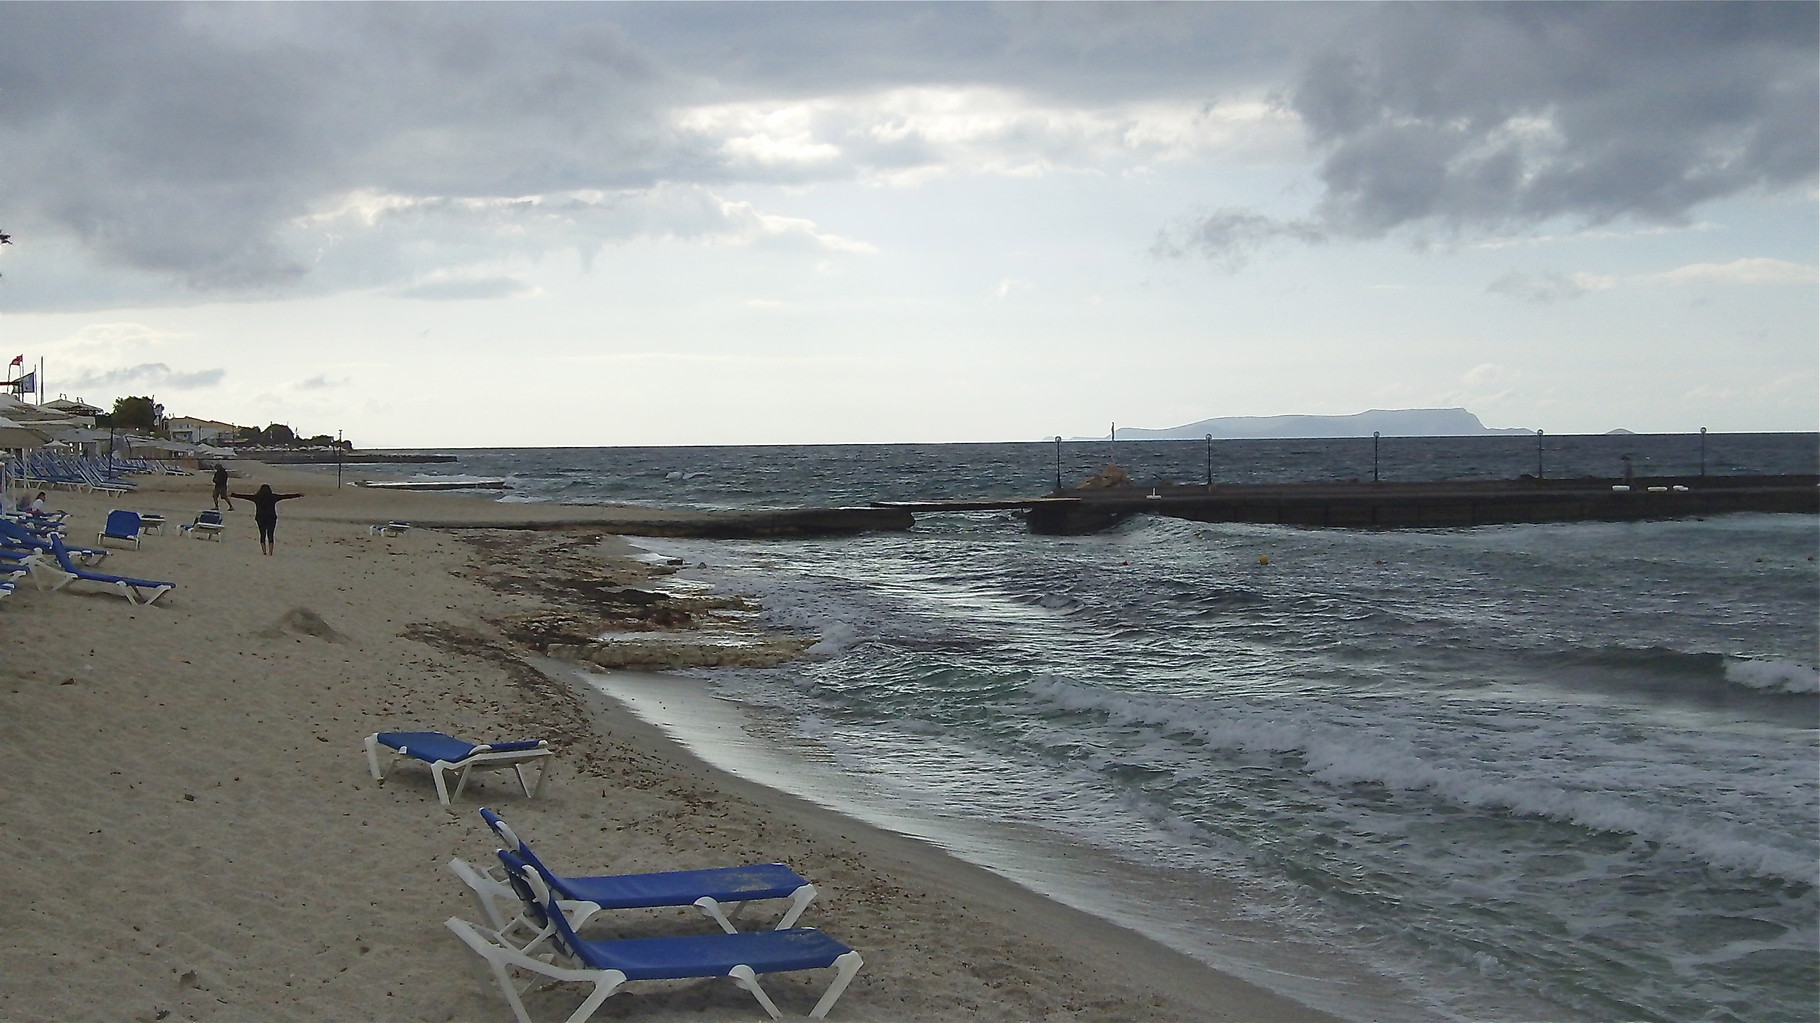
278 468 1815 539
878 473 1820 535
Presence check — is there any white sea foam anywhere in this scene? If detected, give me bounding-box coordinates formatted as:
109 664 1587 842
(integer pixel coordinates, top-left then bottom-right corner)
1724 656 1820 694
1025 677 1819 884
619 499 1819 1023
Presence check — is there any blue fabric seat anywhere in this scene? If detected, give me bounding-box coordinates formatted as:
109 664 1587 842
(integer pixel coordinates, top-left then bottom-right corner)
449 808 817 936
445 848 862 1021
98 509 144 549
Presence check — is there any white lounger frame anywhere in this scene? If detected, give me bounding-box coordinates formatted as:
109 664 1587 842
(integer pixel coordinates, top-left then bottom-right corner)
447 856 817 937
444 916 862 1022
22 553 175 605
363 733 555 806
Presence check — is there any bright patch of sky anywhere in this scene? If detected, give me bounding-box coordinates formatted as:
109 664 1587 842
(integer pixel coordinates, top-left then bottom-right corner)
0 2 1812 446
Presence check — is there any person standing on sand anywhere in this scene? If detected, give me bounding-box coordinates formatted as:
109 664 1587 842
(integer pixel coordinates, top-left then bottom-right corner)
212 464 234 510
230 484 302 556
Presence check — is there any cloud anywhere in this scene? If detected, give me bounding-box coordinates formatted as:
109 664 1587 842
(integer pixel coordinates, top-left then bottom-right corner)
1167 4 1818 265
396 275 538 302
61 362 226 392
1489 257 1815 303
3 4 1811 302
1486 270 1614 304
1151 209 1326 270
1655 258 1816 286
0 4 1316 307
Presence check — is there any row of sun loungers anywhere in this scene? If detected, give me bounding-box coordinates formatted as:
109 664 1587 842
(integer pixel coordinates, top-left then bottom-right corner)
1 511 178 605
7 452 139 494
367 731 864 1020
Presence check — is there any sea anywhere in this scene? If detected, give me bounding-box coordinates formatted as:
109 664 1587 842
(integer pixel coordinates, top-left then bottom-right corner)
369 433 1818 1023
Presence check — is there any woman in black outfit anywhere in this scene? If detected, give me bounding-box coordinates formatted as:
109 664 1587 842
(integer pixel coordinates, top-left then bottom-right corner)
230 484 303 555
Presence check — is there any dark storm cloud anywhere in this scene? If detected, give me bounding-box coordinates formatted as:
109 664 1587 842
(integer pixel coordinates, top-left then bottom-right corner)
2 3 1811 297
0 3 1318 302
0 3 681 292
1163 2 1818 265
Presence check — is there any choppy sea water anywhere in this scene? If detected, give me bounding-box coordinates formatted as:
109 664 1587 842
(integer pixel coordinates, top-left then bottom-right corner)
375 436 1819 1022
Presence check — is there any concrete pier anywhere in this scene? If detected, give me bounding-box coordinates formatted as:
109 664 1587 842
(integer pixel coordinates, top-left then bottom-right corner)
1021 475 1819 534
881 475 1819 535
411 476 1814 539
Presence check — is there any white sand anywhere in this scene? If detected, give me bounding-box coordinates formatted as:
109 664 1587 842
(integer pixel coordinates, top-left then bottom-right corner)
0 464 1341 1023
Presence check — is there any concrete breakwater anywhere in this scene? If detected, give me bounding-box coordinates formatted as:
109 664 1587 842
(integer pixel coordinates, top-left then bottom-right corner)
397 476 1814 539
1013 474 1820 534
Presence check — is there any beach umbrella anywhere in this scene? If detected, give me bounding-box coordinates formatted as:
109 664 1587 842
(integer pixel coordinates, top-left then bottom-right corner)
122 436 194 454
0 415 51 449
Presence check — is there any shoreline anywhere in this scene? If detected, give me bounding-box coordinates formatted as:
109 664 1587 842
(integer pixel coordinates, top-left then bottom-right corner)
1 462 1343 1022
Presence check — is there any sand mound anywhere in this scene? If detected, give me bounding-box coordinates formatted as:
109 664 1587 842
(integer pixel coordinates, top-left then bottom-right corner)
258 606 346 642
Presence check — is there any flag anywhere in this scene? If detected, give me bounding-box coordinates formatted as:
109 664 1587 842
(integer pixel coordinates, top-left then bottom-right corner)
6 355 19 367
12 371 34 394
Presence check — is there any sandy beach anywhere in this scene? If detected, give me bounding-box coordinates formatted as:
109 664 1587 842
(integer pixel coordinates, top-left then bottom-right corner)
0 462 1342 1023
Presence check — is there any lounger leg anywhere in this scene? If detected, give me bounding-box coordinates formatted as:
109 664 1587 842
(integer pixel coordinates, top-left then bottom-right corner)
515 756 554 798
726 965 785 1020
809 950 864 1019
435 763 460 806
693 896 739 935
483 949 539 1023
363 734 386 782
775 884 818 930
560 980 621 1023
26 559 74 592
449 857 513 931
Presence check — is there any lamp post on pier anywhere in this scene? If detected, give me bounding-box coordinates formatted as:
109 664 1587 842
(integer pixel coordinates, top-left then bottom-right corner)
1536 430 1545 481
1053 435 1063 494
1699 427 1707 477
1205 434 1213 489
1372 431 1380 484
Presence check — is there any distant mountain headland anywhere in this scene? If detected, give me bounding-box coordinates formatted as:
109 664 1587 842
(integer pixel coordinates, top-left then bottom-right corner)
1093 408 1534 441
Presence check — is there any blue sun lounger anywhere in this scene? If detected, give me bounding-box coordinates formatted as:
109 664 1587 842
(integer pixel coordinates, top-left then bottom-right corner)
364 731 555 806
25 536 175 605
97 509 145 550
446 849 862 1021
449 807 817 935
0 517 107 565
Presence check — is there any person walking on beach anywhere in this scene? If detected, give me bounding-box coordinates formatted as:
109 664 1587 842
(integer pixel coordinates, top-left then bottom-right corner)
230 484 302 555
212 464 234 510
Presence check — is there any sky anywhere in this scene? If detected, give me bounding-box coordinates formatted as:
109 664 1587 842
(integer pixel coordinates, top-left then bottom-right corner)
0 2 1814 448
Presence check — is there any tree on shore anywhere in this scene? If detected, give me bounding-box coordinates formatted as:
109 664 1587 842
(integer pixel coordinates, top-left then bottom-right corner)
112 396 165 433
